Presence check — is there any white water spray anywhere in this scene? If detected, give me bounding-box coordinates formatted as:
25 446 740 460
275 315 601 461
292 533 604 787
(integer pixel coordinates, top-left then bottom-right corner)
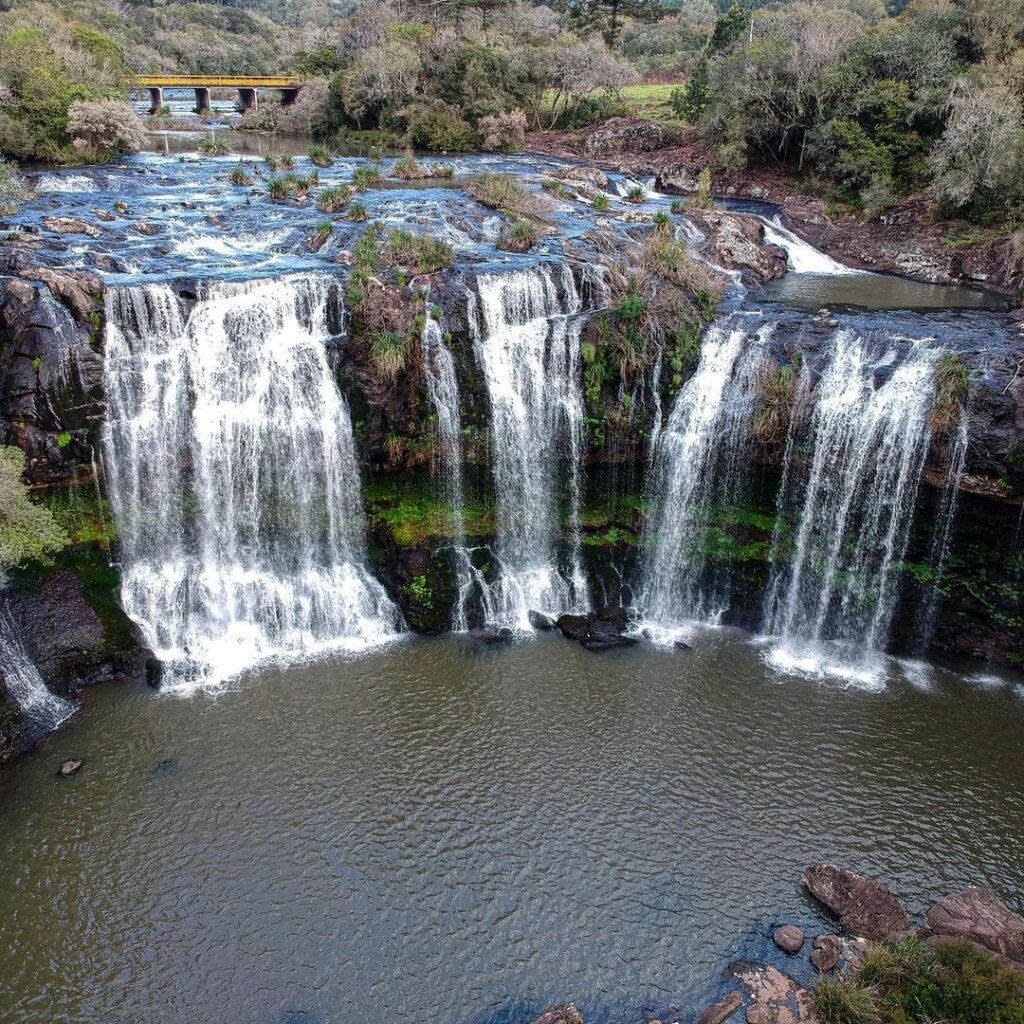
0 604 74 727
103 275 402 690
764 333 938 684
469 264 592 628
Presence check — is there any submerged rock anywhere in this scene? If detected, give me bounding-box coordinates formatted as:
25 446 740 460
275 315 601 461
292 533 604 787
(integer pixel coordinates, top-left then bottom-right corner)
468 626 514 644
773 925 805 954
925 886 1024 965
58 758 83 777
529 1006 584 1024
803 865 909 940
694 991 743 1024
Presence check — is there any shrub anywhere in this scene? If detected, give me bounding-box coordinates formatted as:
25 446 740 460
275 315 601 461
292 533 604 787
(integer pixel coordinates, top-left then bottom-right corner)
399 100 479 152
353 165 383 190
307 143 333 167
199 134 230 156
0 157 31 215
371 330 409 377
383 228 454 273
0 447 68 568
229 164 253 187
813 978 878 1024
278 79 331 137
67 100 146 162
480 108 527 153
498 218 541 252
625 185 646 204
593 193 611 211
280 155 295 170
670 198 686 214
316 186 352 213
265 155 282 172
858 936 933 989
693 168 713 210
348 200 369 222
752 360 799 445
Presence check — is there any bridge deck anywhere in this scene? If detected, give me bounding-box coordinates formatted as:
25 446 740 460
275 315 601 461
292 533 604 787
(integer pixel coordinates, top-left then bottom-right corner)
131 75 302 88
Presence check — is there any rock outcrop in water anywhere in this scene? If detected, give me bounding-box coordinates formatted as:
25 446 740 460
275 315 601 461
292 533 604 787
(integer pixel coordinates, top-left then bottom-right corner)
803 865 910 940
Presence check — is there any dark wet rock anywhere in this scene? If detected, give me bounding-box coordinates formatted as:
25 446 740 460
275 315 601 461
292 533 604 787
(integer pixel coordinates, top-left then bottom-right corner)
809 935 842 972
925 887 1024 965
42 216 101 239
773 925 805 954
556 608 637 650
694 991 743 1024
469 626 514 644
149 756 177 778
93 209 116 223
4 570 143 702
145 657 164 688
583 117 668 157
529 1006 584 1024
58 758 83 777
133 220 161 236
803 865 909 940
528 610 556 630
729 961 819 1023
674 639 692 651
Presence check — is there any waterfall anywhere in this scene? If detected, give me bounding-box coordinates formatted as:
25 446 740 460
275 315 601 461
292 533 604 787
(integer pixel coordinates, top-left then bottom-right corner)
637 314 769 636
759 216 860 276
420 311 483 630
912 412 968 653
0 603 73 728
469 264 591 628
103 274 402 691
764 333 938 684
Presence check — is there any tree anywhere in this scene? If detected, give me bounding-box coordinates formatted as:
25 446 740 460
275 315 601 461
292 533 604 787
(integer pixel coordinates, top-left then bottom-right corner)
563 0 666 47
66 99 146 161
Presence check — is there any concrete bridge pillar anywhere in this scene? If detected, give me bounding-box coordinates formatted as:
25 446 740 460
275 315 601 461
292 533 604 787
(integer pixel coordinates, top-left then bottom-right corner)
280 87 300 107
237 87 258 113
194 87 211 114
147 86 164 115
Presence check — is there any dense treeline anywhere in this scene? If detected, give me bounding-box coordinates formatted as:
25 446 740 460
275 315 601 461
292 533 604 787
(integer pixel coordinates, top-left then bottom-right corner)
675 0 1024 225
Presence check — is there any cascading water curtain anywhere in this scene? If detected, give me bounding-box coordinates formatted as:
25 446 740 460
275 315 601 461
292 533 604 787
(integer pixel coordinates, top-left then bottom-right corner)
764 333 939 685
637 314 772 638
470 264 591 628
0 601 73 727
103 274 402 691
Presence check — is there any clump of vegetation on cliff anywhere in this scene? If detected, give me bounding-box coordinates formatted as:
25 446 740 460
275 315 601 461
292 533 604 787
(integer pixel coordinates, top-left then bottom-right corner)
0 447 68 568
383 228 454 274
931 352 970 434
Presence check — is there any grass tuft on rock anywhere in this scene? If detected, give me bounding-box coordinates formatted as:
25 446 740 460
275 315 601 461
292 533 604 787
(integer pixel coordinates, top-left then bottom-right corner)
467 173 551 218
498 218 541 253
383 228 453 273
931 351 970 434
813 977 878 1024
307 143 333 168
316 186 352 213
371 330 408 378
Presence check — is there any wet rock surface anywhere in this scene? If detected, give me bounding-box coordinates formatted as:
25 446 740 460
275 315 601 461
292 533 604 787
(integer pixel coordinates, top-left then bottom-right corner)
803 865 909 939
556 607 638 650
694 991 744 1024
809 935 842 972
688 210 788 285
729 962 819 1024
773 925 805 954
528 1005 585 1024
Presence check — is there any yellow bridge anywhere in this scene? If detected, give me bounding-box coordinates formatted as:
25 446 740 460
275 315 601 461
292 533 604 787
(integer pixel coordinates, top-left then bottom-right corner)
130 75 304 113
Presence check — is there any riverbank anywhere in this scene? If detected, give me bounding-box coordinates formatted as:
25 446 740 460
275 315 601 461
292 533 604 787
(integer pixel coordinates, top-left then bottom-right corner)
525 120 1022 298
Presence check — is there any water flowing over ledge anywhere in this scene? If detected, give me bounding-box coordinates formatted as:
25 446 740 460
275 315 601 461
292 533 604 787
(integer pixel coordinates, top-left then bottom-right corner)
102 274 403 691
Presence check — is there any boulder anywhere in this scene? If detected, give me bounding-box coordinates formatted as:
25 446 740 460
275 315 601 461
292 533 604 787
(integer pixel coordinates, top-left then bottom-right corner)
583 117 668 157
694 992 743 1024
729 962 819 1024
58 758 83 777
528 610 556 630
43 216 101 239
134 220 161 236
529 1005 584 1024
773 925 805 954
925 887 1024 965
556 608 638 650
803 865 909 940
468 626 514 644
686 210 788 285
17 268 101 324
555 165 610 190
809 935 842 973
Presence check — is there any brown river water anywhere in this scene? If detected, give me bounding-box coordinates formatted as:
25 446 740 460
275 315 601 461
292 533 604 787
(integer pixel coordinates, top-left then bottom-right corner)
2 631 1023 1024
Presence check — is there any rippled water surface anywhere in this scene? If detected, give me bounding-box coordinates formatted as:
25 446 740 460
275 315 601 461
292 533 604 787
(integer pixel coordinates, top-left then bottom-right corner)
2 635 1023 1024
